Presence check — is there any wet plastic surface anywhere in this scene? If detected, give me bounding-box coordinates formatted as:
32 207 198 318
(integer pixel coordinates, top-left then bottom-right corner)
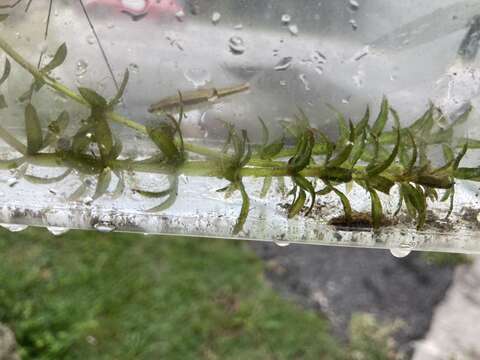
0 0 479 253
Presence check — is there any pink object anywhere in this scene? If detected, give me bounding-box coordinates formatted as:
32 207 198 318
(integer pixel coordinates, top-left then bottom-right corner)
85 0 182 17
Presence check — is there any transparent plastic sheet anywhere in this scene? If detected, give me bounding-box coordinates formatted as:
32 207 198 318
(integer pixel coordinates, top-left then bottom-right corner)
0 0 479 255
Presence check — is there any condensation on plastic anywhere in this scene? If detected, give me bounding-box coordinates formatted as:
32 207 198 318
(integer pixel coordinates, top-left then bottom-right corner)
0 0 479 254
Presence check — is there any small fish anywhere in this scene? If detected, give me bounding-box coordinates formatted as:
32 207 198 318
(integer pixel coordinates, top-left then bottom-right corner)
148 83 250 113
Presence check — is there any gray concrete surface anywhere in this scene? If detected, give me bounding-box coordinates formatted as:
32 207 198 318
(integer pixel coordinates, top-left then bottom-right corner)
414 258 480 360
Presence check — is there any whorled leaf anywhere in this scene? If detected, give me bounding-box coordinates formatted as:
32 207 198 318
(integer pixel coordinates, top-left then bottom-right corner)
24 168 72 185
233 181 250 234
288 129 315 173
145 176 179 213
325 181 352 221
288 188 306 219
293 175 316 215
371 96 389 137
72 123 95 155
368 187 383 229
147 124 180 163
366 108 400 177
328 120 355 167
93 167 112 200
401 183 427 229
349 128 367 168
109 69 130 107
367 175 395 195
78 87 108 108
95 118 113 161
41 43 67 73
25 103 43 154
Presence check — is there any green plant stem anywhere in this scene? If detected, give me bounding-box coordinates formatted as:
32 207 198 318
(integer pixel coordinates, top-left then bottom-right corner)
0 34 230 161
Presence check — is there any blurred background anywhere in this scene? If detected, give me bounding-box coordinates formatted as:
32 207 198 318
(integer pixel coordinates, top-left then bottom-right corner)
0 228 478 360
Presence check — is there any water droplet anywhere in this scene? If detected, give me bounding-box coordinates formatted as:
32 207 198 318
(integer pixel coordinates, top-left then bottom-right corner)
349 19 358 30
299 74 310 90
234 24 243 30
390 246 412 258
211 12 221 24
86 34 96 45
281 14 291 25
280 80 287 86
83 196 93 205
352 70 365 88
107 22 115 29
349 0 360 11
275 239 290 247
76 59 89 77
288 24 299 36
342 98 350 104
175 10 185 21
0 224 28 232
7 178 18 187
184 68 211 87
274 57 293 71
315 66 324 75
229 36 246 55
122 0 147 12
94 222 116 233
476 212 480 223
47 226 70 236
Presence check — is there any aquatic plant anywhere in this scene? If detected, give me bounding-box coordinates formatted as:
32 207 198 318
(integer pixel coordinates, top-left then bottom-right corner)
0 34 479 235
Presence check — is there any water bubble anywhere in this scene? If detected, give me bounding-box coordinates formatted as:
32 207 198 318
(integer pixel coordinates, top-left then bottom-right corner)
281 14 291 25
234 24 243 30
76 59 89 77
280 80 287 86
349 19 358 30
46 226 70 236
211 12 221 24
349 0 360 11
315 66 324 75
175 10 185 21
476 212 480 223
184 68 211 87
274 57 293 71
288 24 299 36
229 36 246 55
0 224 28 232
86 34 96 45
128 63 139 74
94 222 116 233
274 239 290 247
83 196 93 205
107 22 115 29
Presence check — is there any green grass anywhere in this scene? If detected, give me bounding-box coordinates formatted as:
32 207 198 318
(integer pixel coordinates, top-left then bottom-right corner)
0 228 350 360
0 228 402 359
421 252 474 267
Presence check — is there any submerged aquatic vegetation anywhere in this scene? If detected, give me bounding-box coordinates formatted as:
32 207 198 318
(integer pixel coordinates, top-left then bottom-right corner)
0 35 479 235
